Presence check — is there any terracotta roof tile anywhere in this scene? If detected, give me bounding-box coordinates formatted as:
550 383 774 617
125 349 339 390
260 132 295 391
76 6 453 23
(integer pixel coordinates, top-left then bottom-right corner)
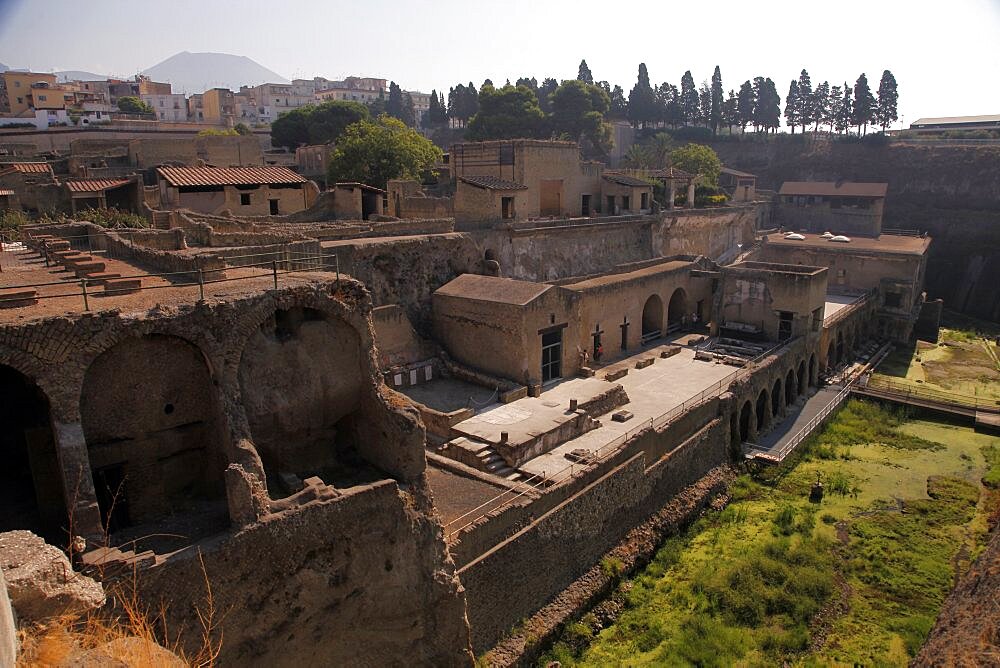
0 162 53 175
459 175 527 191
157 166 306 187
65 179 131 193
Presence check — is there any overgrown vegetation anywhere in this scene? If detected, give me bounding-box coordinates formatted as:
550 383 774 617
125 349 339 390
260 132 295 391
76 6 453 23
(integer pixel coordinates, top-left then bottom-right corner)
541 400 995 666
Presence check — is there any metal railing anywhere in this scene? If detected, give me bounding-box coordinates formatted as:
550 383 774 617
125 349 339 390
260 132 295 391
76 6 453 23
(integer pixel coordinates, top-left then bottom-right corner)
0 238 338 310
443 338 796 538
822 289 874 328
861 375 1000 412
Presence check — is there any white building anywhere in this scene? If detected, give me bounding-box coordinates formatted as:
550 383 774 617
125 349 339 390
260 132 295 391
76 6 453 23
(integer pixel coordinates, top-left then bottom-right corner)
240 83 313 125
140 93 188 122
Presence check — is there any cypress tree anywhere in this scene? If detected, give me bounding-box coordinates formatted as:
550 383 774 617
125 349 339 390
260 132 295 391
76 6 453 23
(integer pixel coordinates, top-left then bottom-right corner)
796 69 813 130
577 60 594 85
785 80 800 133
736 80 754 132
710 66 723 135
851 73 875 135
680 70 698 125
875 69 899 131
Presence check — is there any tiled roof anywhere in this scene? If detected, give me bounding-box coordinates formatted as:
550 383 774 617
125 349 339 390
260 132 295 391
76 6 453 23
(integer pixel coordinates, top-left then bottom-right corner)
65 179 131 193
779 181 888 198
0 162 53 175
435 273 551 306
459 175 528 191
721 166 756 178
603 173 653 187
157 166 307 187
0 189 14 196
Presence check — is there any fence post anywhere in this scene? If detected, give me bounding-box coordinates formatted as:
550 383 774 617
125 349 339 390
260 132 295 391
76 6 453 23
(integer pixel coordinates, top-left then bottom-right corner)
80 279 89 311
272 260 278 289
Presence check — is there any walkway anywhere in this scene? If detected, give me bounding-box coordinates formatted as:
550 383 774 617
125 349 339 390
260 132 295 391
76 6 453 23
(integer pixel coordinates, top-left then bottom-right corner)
746 384 845 461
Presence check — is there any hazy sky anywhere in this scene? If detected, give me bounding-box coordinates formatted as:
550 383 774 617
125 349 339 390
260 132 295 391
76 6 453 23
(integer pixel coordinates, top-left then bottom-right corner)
2 0 998 127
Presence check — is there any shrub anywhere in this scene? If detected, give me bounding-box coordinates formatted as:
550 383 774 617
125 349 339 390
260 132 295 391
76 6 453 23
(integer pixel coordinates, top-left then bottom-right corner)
600 556 625 578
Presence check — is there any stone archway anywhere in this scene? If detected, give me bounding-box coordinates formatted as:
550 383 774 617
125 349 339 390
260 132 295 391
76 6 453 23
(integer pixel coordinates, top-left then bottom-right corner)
740 400 753 442
0 365 65 540
641 294 664 342
82 334 227 536
797 360 807 395
756 389 770 434
836 331 845 367
771 378 782 418
785 369 797 406
238 306 376 498
809 353 818 386
667 288 688 333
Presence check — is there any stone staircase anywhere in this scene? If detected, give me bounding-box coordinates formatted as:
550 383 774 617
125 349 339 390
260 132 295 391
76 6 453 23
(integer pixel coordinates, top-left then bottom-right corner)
438 436 527 482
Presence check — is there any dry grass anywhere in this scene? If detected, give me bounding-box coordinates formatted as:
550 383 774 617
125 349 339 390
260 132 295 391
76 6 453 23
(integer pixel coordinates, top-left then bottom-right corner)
16 550 223 668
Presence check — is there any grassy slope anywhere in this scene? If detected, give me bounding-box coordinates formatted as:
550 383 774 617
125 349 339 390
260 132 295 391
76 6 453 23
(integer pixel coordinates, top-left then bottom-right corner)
543 400 999 667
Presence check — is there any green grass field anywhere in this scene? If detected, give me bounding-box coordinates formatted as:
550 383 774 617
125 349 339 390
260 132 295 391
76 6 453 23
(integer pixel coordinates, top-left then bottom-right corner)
541 400 1000 667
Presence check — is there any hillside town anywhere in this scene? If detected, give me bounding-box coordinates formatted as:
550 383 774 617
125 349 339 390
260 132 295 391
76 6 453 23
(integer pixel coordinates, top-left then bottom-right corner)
0 2 999 667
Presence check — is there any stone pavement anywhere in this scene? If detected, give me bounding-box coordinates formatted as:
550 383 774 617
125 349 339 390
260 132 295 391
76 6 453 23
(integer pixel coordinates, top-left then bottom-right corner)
751 384 843 457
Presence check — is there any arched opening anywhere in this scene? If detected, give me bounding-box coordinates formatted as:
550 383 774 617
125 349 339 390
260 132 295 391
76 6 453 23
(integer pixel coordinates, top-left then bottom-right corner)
785 369 796 406
739 400 753 442
809 354 818 386
641 294 664 343
771 379 782 417
0 366 65 541
756 389 770 433
667 288 688 333
797 360 807 395
239 307 381 499
836 331 845 367
82 334 227 545
826 341 836 370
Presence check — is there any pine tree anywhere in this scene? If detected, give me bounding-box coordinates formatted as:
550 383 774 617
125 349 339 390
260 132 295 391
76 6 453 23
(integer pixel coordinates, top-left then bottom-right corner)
680 70 698 125
710 65 724 135
401 92 416 127
577 59 594 85
437 92 447 125
813 81 830 131
796 69 813 131
424 89 440 129
609 84 627 120
723 89 738 133
785 80 800 133
762 78 781 133
851 73 875 135
538 77 558 114
836 83 853 134
875 69 898 131
386 81 404 120
628 63 657 128
736 80 754 132
828 84 842 132
698 82 711 126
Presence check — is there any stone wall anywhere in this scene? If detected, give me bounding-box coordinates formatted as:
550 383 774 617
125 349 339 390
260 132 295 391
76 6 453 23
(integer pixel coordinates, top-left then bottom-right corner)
709 139 1000 321
0 569 14 668
128 479 472 666
458 415 730 652
657 204 761 261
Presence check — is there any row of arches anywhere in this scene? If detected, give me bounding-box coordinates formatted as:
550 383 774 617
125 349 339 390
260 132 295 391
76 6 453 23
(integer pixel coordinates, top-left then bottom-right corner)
641 288 689 340
0 306 373 546
733 352 819 444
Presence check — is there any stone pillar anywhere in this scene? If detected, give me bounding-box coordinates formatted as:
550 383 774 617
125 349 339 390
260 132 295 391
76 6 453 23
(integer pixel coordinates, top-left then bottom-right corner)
52 421 103 540
668 181 676 210
687 182 696 209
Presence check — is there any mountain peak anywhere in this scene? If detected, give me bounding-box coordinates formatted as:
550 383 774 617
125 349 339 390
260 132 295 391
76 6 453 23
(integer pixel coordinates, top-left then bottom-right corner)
141 51 289 94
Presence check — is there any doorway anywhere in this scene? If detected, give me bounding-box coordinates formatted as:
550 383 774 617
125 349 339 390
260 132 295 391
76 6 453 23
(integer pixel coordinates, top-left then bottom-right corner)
269 199 279 215
642 295 664 343
541 330 562 383
581 194 591 216
539 179 563 216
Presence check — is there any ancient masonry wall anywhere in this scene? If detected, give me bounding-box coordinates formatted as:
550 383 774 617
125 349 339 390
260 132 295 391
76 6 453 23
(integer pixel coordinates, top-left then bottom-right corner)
131 479 472 667
458 413 730 653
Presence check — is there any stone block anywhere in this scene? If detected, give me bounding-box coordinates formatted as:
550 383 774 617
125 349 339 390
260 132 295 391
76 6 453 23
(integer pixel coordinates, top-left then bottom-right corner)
660 345 682 358
73 261 106 277
604 367 629 382
103 278 142 295
84 272 122 286
635 358 655 369
0 289 38 309
611 410 634 423
0 530 105 623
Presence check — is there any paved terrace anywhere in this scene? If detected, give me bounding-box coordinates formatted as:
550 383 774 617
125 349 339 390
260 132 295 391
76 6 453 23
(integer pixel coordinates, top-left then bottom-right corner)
0 241 335 323
450 342 741 480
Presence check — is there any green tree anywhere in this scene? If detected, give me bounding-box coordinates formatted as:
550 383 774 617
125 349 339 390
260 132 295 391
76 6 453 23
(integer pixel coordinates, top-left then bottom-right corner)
537 77 559 114
875 69 898 132
698 81 711 126
813 80 831 131
628 63 657 128
117 96 153 114
852 73 876 135
271 100 369 149
327 115 442 189
835 83 853 134
752 77 781 133
467 84 546 140
723 89 738 133
796 69 814 130
669 143 722 187
550 79 612 153
386 81 406 122
423 89 441 129
710 66 724 135
233 122 252 135
736 80 755 132
401 92 416 127
609 84 627 120
680 70 698 124
785 80 801 133
197 127 238 136
577 59 594 85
